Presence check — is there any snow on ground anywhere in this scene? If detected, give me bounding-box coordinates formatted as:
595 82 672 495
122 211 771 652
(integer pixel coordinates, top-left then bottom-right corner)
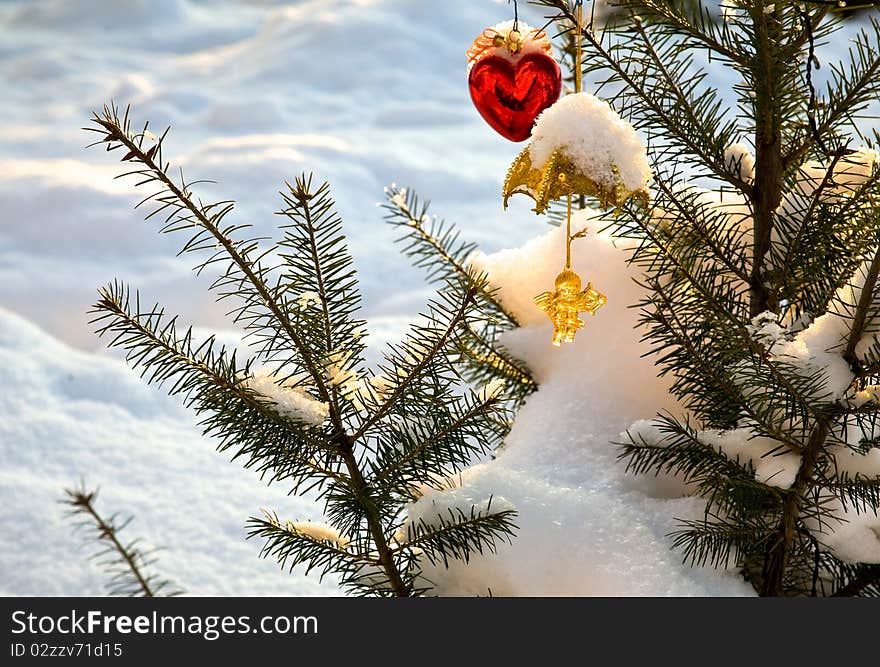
0 306 337 595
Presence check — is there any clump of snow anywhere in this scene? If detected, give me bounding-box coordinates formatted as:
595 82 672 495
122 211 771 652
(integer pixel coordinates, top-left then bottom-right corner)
296 291 320 310
723 142 755 183
815 429 880 564
832 442 880 478
527 93 652 197
408 487 515 531
412 214 754 596
325 350 358 393
700 429 801 489
242 368 329 426
387 187 409 212
772 312 854 401
286 520 350 549
324 351 392 412
804 498 880 564
477 378 506 402
747 311 788 349
620 419 695 499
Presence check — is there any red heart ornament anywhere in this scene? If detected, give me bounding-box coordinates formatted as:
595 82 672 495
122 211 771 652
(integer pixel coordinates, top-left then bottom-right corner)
468 53 562 142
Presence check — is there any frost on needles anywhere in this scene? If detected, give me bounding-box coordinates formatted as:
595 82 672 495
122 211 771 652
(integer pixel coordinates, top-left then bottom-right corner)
84 104 523 597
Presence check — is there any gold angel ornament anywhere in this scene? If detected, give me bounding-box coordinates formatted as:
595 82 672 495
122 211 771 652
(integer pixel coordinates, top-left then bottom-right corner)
535 268 607 347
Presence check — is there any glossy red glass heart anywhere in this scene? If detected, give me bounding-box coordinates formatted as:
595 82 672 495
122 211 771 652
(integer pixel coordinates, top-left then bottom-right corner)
468 53 562 143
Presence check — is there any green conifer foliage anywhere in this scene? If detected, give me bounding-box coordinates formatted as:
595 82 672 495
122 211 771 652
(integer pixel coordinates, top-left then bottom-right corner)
84 105 522 597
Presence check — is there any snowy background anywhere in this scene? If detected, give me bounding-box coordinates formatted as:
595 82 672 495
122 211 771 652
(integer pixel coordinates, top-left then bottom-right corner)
0 0 868 596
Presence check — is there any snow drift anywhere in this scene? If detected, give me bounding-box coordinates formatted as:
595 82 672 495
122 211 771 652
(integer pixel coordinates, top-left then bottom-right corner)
409 215 755 596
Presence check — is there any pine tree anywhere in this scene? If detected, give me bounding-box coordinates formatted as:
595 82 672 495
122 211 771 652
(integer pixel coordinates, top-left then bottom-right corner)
83 104 526 597
532 0 880 596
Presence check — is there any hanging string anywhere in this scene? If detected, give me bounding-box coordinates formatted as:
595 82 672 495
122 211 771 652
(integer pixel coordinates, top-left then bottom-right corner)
565 0 585 271
794 3 853 161
794 3 829 156
509 0 519 32
574 0 583 94
565 194 573 269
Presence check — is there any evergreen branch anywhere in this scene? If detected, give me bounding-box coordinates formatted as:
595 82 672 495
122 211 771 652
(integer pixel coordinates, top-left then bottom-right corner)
353 287 476 441
89 107 416 596
785 16 880 166
619 414 780 500
651 177 751 284
282 179 337 354
574 16 746 190
457 323 538 399
773 164 880 321
382 185 519 327
87 102 522 597
821 471 880 514
383 185 536 404
369 393 507 489
63 485 181 597
635 213 827 428
335 444 412 597
649 280 808 448
775 153 846 279
624 0 745 64
671 514 772 570
276 175 367 423
395 503 518 569
629 11 753 196
247 513 383 595
534 0 744 63
91 283 342 491
88 106 342 432
539 2 880 596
